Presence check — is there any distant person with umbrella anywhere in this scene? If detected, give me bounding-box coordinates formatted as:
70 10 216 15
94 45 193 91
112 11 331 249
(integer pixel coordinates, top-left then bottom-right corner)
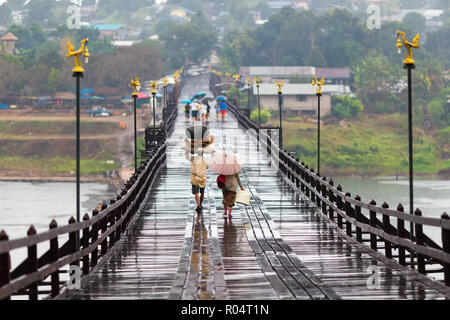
216 96 228 122
207 152 245 217
191 100 199 123
199 100 207 124
182 100 192 122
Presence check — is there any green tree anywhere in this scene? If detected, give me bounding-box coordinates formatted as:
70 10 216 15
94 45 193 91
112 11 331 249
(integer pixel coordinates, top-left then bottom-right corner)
308 48 327 67
331 95 364 119
402 12 426 35
352 50 400 113
427 99 446 128
0 3 11 25
250 109 271 124
24 0 54 27
425 21 450 69
159 22 217 70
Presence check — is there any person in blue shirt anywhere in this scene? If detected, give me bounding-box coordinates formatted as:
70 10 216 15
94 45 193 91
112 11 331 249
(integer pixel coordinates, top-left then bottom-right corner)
219 101 227 122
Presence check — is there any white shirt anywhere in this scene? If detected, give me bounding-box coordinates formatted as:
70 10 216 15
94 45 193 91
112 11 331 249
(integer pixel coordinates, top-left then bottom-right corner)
200 103 207 114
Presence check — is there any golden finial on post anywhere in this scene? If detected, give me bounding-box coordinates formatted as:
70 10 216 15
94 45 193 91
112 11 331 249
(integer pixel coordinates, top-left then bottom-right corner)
312 76 325 96
174 70 180 81
275 80 284 94
162 77 169 87
66 38 90 76
246 77 253 86
233 74 240 83
255 77 261 87
396 30 420 68
150 80 158 94
129 77 141 97
225 72 231 79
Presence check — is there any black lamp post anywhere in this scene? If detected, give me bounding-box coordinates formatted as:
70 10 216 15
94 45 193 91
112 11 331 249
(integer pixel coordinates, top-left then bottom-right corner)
256 78 261 126
150 81 158 146
129 77 140 173
233 74 240 107
312 76 325 175
163 77 168 114
66 38 90 257
397 30 420 269
276 80 284 148
247 77 252 110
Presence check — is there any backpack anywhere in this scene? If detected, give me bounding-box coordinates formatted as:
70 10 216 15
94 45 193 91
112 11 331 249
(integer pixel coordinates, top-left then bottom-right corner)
217 175 226 189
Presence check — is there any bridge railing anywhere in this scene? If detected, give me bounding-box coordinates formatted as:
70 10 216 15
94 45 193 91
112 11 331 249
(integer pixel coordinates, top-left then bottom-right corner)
211 76 450 287
0 89 180 300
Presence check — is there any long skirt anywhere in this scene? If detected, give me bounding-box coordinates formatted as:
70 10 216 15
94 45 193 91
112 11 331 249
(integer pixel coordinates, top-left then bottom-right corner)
222 189 236 207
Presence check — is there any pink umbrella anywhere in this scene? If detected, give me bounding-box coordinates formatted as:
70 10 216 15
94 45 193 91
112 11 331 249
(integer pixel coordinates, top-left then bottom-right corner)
206 152 242 175
137 92 150 99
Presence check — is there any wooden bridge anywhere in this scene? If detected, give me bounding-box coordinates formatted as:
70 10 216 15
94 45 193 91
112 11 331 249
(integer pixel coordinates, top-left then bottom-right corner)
0 74 449 300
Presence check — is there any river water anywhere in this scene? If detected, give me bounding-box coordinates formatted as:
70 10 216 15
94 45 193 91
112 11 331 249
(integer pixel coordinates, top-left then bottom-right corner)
333 176 450 246
0 181 116 239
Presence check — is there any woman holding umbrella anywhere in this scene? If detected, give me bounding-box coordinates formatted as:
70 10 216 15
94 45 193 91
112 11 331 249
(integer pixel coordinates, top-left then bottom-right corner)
207 152 245 217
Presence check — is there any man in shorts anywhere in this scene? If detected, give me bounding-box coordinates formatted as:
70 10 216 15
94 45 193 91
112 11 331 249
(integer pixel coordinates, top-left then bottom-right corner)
186 152 208 213
191 101 199 123
219 101 227 122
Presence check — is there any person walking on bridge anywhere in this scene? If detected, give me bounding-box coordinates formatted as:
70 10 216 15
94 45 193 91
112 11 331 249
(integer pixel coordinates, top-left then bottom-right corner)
206 152 244 218
184 126 216 213
184 102 191 122
219 100 228 122
191 101 199 123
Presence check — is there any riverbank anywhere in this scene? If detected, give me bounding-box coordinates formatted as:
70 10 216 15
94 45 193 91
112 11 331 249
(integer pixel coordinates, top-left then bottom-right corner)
270 113 450 177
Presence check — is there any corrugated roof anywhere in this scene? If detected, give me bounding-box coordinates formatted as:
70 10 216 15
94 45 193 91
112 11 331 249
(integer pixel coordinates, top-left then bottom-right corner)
1 33 18 41
316 67 350 79
93 24 122 31
242 66 316 77
240 66 351 79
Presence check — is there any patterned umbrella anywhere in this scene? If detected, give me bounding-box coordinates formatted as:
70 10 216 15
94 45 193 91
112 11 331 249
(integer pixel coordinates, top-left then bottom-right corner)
206 152 242 175
186 125 211 140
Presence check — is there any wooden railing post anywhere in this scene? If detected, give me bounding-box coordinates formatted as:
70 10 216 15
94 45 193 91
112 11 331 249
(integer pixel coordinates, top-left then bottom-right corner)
108 199 116 248
295 159 301 190
82 213 90 276
290 153 296 185
116 195 123 239
396 204 407 265
316 173 322 209
27 225 38 300
304 165 310 198
91 209 99 267
310 168 316 203
300 162 305 193
355 195 363 243
49 220 59 298
321 177 327 215
68 217 77 268
328 179 335 221
0 230 11 300
369 200 377 251
382 202 392 259
441 213 450 286
414 208 425 274
336 185 343 229
100 202 108 256
345 192 353 237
